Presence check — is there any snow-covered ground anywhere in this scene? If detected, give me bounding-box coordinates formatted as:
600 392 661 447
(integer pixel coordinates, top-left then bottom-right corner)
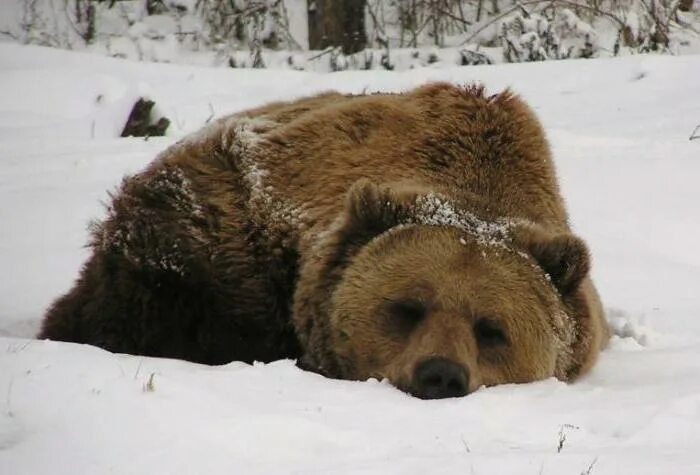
1 43 700 474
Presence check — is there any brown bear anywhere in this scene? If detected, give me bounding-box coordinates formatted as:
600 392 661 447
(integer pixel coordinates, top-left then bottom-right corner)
39 83 608 399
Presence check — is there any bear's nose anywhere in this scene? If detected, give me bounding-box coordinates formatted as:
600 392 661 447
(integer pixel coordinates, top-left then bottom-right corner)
412 357 469 399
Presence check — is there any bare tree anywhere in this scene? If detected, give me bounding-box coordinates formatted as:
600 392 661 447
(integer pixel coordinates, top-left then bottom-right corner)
71 0 96 44
308 0 367 54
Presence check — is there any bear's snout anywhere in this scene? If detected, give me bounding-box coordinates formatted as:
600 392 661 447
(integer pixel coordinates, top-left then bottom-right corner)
411 357 469 399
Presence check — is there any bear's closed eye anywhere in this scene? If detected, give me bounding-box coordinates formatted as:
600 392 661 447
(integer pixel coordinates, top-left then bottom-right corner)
383 298 427 335
474 319 508 347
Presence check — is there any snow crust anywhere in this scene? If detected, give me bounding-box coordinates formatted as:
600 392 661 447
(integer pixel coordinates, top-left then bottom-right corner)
1 43 700 474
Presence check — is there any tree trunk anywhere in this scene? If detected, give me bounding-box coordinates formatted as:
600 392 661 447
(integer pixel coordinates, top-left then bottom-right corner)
308 0 367 54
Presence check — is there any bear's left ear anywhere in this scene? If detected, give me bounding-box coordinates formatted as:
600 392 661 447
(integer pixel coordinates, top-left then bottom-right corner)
518 229 590 295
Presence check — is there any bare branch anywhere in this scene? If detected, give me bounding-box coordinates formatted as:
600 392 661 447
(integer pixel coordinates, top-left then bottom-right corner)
581 457 598 475
461 0 627 46
690 124 700 141
307 46 335 61
0 29 20 40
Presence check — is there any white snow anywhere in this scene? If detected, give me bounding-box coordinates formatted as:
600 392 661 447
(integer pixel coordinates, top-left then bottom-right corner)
1 43 700 474
411 193 516 249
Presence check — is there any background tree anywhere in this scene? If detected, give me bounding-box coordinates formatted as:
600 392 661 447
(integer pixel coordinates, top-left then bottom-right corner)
308 0 367 54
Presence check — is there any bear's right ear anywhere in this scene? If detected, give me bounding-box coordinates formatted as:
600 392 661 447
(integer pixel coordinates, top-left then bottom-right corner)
343 179 417 244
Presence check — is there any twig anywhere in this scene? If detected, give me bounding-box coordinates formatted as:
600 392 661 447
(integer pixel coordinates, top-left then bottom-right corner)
557 427 566 453
557 0 627 28
63 1 86 44
437 7 473 28
690 124 700 141
272 0 303 51
366 0 388 47
0 29 20 40
477 0 485 22
460 435 471 453
413 12 437 45
462 0 543 45
581 457 598 475
205 102 215 124
456 0 469 32
557 423 579 453
307 46 335 61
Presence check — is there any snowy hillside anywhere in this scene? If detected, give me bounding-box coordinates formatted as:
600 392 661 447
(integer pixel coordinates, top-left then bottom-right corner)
1 43 700 474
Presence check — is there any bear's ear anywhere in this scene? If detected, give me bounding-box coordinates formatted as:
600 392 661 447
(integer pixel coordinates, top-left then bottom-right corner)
519 230 590 295
343 179 416 243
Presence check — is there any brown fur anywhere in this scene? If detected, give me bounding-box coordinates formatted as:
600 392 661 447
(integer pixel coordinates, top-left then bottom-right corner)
39 83 608 394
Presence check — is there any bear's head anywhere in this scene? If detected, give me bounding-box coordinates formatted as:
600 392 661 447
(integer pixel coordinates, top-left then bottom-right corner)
293 179 598 399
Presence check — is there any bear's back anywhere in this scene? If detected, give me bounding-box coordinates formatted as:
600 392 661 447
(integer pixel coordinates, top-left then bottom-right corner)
246 83 569 235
